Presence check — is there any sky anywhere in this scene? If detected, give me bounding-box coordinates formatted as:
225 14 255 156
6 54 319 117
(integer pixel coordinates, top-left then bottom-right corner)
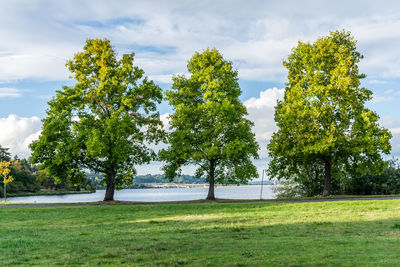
0 0 399 176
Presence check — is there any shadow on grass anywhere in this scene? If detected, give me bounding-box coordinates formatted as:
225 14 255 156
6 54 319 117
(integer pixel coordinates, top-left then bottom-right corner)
2 201 400 266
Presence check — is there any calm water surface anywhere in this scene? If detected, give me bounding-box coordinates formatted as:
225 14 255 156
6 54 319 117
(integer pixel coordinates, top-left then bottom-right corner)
7 185 276 203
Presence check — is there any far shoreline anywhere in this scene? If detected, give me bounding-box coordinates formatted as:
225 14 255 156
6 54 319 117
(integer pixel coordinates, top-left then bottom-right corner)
122 183 276 189
5 184 274 198
7 190 95 198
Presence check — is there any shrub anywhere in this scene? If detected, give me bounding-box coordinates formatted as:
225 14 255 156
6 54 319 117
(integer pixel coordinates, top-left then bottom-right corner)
346 160 400 195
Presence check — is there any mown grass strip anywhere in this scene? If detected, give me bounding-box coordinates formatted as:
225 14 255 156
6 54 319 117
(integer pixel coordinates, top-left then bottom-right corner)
1 199 400 266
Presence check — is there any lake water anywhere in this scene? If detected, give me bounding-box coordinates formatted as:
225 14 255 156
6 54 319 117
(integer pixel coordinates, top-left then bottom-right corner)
6 185 276 203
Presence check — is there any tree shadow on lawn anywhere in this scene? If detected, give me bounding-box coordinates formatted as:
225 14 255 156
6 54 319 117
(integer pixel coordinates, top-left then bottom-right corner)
2 212 400 266
4 198 390 219
120 217 400 266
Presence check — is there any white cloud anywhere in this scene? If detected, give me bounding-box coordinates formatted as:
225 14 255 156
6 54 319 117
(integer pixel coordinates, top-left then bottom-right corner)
390 128 400 157
0 115 42 158
379 117 400 156
1 1 400 84
159 113 171 131
0 88 22 98
147 74 173 84
0 51 71 82
0 0 400 160
244 88 284 109
244 88 285 158
371 95 395 103
367 79 389 84
391 128 400 135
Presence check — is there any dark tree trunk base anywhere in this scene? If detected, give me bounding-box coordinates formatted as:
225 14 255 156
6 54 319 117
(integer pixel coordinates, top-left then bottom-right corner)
206 195 216 201
322 156 332 197
206 184 215 200
104 173 115 201
103 193 114 201
206 159 216 200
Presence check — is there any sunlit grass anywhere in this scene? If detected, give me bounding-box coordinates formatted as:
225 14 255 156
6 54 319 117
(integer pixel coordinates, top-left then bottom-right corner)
2 200 400 266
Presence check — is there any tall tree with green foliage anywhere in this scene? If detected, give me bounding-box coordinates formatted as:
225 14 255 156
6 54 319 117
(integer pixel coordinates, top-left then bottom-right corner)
160 48 259 200
268 30 392 196
30 39 163 201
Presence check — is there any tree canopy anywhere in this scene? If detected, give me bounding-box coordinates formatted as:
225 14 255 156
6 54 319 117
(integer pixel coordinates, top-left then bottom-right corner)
160 48 259 200
30 39 164 201
268 30 392 196
0 145 11 162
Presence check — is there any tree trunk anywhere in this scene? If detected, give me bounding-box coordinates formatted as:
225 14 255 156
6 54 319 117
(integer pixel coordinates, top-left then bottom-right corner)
206 159 216 200
322 156 332 197
3 184 6 203
104 172 115 201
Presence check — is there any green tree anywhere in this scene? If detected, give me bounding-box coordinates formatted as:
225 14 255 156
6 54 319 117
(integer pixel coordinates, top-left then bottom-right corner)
0 145 11 161
268 30 392 196
30 39 163 201
160 48 259 200
0 161 13 202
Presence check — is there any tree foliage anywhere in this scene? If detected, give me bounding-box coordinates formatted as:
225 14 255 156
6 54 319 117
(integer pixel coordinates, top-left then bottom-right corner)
0 145 11 161
0 158 92 198
268 30 392 196
8 159 40 193
30 39 163 201
0 161 14 202
160 48 259 200
346 159 400 195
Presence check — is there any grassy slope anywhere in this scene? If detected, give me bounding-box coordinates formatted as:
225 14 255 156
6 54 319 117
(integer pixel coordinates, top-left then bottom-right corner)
1 200 400 266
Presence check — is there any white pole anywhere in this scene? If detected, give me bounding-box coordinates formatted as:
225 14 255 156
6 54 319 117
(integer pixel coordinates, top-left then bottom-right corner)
260 169 265 200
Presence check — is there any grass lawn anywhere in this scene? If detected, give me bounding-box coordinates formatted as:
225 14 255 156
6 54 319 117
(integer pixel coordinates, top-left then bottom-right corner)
1 200 400 266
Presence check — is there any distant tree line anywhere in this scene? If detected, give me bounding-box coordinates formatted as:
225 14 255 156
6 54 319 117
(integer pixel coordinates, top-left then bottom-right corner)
0 145 95 198
86 173 206 189
133 174 206 184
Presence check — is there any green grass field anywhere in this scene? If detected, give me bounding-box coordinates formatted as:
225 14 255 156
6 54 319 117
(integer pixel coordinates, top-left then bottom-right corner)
1 199 400 266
